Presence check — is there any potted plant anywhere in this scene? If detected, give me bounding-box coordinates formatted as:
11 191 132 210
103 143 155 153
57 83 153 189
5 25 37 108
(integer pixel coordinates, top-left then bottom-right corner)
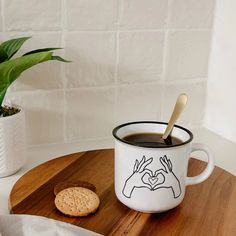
0 37 68 177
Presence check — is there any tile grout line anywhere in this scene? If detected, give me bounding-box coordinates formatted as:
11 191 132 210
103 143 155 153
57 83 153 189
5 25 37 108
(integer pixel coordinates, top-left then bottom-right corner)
1 0 5 32
6 77 207 96
160 0 172 121
61 0 67 143
113 31 119 126
113 0 123 126
3 29 213 34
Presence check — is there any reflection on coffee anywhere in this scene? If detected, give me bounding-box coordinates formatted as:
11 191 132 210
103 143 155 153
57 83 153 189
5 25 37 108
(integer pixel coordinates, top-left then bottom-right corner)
123 132 183 147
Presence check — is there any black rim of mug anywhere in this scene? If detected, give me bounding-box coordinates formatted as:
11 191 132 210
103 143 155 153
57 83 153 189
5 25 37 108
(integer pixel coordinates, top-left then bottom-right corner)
112 121 194 148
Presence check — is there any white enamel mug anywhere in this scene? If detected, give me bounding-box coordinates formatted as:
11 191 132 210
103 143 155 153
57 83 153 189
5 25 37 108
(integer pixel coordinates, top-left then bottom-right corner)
112 121 214 213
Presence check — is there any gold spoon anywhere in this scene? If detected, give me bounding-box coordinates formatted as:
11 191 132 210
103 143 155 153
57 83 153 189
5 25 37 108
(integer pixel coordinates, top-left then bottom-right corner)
162 93 188 141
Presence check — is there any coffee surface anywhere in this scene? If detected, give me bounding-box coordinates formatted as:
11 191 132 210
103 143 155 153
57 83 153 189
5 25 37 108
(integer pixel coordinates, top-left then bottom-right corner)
123 132 182 147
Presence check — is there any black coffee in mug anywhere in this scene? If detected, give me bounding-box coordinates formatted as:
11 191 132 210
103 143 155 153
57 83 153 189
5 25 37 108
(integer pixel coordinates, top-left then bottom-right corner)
123 132 183 147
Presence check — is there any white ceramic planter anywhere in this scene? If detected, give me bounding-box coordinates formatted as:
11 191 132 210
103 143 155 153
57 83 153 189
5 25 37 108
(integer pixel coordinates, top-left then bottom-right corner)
0 107 26 178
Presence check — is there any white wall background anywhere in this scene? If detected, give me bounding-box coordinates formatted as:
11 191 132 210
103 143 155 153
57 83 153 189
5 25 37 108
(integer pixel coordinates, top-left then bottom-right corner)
204 0 236 143
0 0 215 148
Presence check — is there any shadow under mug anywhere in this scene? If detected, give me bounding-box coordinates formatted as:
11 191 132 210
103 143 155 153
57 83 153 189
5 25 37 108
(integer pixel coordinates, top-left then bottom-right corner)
112 121 214 213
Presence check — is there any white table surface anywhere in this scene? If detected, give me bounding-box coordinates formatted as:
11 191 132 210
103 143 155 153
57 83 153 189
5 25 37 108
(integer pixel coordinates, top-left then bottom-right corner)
1 127 235 215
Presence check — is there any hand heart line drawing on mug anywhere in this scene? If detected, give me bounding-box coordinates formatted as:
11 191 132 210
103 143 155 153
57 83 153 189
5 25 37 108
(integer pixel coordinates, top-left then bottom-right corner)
142 172 165 187
148 176 159 185
122 155 181 199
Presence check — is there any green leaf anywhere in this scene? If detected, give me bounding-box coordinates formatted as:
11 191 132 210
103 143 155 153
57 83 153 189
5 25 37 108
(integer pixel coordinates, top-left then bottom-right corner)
0 37 31 59
0 47 8 63
23 47 62 56
52 55 71 63
0 88 7 108
0 51 53 106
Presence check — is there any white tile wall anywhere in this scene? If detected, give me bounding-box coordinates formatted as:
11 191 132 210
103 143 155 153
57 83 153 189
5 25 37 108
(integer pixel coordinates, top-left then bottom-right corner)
119 0 168 29
162 80 207 128
5 91 64 145
0 0 215 147
67 0 118 30
65 88 114 141
4 0 62 31
169 0 215 29
118 32 164 83
116 83 163 124
65 32 116 87
166 31 212 80
0 2 2 31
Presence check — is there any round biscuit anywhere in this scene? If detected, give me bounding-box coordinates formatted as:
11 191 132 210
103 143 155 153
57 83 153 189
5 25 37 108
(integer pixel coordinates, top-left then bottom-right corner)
55 187 100 217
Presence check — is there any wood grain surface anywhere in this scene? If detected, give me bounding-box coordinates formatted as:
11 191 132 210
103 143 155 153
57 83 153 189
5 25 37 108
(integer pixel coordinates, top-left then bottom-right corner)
9 149 236 236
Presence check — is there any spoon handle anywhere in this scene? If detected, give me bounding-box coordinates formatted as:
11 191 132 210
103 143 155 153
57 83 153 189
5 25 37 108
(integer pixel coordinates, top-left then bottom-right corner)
162 93 188 139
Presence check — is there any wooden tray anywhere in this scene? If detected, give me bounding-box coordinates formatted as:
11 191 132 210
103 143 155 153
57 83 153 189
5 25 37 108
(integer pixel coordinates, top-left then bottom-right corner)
9 149 236 235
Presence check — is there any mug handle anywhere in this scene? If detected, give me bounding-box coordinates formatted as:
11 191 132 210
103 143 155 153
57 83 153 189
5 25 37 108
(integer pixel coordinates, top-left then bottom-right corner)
186 143 214 186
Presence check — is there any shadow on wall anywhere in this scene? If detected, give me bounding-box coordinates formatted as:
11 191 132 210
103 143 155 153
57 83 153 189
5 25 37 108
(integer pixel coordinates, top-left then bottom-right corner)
25 107 64 146
12 62 63 91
